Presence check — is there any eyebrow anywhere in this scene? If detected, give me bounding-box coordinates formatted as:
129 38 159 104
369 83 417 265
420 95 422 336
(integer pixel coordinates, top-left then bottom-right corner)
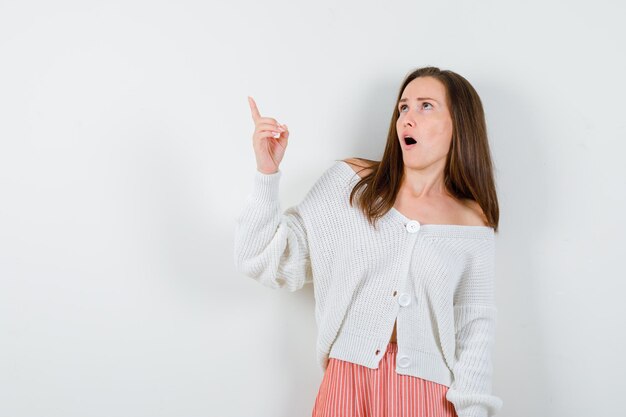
399 97 439 104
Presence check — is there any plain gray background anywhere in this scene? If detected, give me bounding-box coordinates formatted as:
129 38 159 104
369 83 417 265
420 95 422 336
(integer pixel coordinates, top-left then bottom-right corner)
1 0 625 416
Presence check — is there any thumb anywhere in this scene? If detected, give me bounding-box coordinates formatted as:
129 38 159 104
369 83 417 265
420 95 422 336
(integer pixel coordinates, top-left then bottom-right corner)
277 124 289 146
281 124 289 140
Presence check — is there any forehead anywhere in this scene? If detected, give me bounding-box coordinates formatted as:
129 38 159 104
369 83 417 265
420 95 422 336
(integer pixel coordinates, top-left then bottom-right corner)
401 76 447 101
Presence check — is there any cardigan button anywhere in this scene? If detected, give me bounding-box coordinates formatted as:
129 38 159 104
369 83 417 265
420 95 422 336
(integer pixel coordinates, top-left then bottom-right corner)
398 355 411 368
405 220 421 233
398 293 411 307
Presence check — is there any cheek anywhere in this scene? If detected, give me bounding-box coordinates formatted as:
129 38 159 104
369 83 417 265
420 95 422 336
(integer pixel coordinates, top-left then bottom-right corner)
429 120 452 141
431 117 452 134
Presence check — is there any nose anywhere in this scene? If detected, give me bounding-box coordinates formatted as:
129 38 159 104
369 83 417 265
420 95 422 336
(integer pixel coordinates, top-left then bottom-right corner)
402 117 415 128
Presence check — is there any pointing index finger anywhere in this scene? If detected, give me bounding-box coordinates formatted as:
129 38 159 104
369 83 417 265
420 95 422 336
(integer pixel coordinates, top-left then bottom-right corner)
248 96 261 122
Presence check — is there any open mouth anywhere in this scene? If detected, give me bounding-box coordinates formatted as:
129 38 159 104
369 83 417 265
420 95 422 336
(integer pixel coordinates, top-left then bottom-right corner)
404 137 417 145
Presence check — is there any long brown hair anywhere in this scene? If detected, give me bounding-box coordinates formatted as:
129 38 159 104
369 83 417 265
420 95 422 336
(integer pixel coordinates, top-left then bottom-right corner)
338 66 499 233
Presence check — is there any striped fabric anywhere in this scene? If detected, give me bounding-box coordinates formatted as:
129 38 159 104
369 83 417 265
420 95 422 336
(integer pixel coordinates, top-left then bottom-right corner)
312 342 458 417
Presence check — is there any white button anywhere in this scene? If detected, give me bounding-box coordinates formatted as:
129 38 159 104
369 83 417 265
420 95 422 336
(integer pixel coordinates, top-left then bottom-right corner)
405 220 420 233
398 355 411 368
398 293 411 307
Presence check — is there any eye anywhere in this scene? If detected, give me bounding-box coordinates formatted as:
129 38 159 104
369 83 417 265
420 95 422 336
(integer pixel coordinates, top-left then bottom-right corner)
398 102 433 113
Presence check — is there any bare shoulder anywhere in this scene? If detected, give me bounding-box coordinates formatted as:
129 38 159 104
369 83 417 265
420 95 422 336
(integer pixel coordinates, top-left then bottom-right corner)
342 158 375 179
460 199 489 227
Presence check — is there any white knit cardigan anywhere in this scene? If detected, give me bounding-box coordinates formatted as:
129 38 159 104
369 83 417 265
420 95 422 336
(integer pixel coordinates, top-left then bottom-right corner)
233 160 503 417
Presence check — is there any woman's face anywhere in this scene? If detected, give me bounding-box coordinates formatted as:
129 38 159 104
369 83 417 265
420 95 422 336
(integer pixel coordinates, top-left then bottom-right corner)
396 76 453 170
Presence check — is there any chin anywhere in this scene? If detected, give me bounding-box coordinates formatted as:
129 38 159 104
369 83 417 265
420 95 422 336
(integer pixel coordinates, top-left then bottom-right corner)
402 157 426 170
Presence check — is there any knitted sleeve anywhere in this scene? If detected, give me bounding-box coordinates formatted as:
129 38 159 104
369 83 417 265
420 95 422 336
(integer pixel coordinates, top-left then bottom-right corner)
445 239 504 417
233 168 312 292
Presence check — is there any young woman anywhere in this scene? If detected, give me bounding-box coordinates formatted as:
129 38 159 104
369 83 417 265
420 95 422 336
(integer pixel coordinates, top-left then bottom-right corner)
234 66 504 417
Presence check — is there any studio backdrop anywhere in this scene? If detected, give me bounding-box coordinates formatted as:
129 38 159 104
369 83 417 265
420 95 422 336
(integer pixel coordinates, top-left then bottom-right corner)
1 1 624 416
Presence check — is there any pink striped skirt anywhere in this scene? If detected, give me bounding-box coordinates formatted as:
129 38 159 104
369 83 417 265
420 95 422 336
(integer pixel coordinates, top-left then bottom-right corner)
312 342 457 417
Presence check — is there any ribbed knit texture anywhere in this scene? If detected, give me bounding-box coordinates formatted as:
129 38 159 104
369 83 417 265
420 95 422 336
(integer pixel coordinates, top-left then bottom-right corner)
233 160 503 417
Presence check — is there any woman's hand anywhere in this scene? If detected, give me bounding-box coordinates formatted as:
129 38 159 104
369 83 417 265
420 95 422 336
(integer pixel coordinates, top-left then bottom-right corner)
248 96 289 175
